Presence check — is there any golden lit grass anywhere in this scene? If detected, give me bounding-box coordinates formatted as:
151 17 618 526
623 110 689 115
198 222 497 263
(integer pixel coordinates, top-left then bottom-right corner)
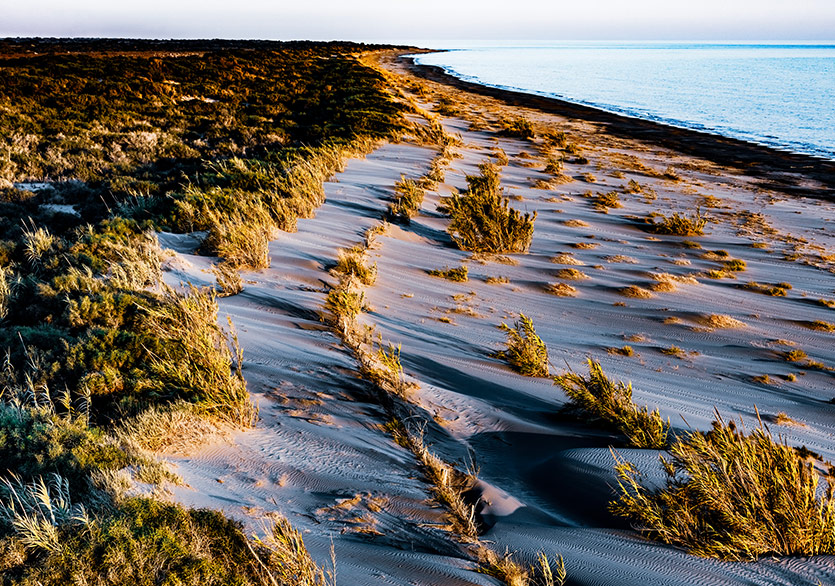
604 255 638 264
562 219 590 228
441 162 536 254
554 268 588 280
570 241 598 249
551 253 584 266
334 247 377 286
555 359 668 448
427 265 468 282
612 414 835 559
696 314 747 329
496 314 549 377
619 285 653 299
645 211 708 236
545 282 578 297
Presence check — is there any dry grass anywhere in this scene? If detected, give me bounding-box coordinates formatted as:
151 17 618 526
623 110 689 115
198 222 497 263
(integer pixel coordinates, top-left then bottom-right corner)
803 320 835 332
612 413 835 559
441 162 537 254
555 359 668 448
496 314 549 377
696 314 747 329
428 265 469 282
551 253 583 266
212 262 244 297
570 241 598 249
619 286 653 299
334 247 377 286
604 255 638 264
645 211 708 236
545 282 578 297
554 268 588 280
561 219 589 228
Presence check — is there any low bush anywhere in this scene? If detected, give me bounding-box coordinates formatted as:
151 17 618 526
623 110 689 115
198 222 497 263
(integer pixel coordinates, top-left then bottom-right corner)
2 497 332 585
496 314 549 377
592 191 622 212
334 247 377 286
440 163 536 254
427 265 468 282
387 176 425 222
498 117 535 140
612 415 835 559
645 211 708 236
555 359 668 448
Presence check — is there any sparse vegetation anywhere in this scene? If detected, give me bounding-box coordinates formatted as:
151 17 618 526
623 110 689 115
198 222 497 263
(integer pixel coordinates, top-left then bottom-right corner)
554 268 588 280
387 176 426 222
645 211 708 236
498 117 535 139
496 314 549 377
612 414 835 559
440 162 537 254
545 282 578 297
428 265 469 282
555 359 668 448
334 246 377 286
592 191 622 212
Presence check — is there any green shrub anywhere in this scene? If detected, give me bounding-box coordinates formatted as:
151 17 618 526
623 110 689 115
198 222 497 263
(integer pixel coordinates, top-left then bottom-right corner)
612 415 835 559
440 163 536 254
3 497 332 585
427 265 468 282
555 359 668 448
496 314 548 377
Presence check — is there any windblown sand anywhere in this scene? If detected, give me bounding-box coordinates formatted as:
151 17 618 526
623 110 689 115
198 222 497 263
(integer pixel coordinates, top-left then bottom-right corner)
156 55 835 585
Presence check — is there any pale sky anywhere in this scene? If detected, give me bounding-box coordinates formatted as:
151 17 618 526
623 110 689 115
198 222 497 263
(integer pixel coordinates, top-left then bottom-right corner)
2 0 834 41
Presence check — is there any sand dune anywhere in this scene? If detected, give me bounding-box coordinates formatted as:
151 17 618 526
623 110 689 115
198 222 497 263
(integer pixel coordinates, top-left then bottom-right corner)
157 58 835 585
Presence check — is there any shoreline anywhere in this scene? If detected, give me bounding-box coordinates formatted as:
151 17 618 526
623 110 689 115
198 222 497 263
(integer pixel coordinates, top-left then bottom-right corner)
403 54 835 199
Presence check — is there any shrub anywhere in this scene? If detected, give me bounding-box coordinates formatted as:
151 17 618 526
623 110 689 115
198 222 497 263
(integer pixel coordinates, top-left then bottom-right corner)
592 191 622 212
387 176 425 222
334 247 377 286
612 415 835 559
545 282 577 297
427 265 468 282
554 268 587 280
555 359 668 449
440 163 536 254
4 497 333 585
723 259 747 272
496 314 549 377
498 117 535 139
645 211 708 236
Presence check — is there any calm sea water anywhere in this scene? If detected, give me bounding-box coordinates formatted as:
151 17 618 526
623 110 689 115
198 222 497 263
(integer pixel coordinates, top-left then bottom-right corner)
413 43 835 160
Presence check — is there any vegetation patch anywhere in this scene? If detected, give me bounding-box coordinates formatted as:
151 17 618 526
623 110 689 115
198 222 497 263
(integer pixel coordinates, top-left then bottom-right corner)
440 162 536 254
555 359 668 448
496 314 549 377
612 414 835 559
644 211 708 236
427 265 469 282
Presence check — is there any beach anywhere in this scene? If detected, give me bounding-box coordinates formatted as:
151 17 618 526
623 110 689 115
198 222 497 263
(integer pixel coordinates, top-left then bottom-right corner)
155 48 835 585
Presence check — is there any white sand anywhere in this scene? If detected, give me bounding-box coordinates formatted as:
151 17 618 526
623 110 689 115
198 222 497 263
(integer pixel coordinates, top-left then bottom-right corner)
157 86 835 585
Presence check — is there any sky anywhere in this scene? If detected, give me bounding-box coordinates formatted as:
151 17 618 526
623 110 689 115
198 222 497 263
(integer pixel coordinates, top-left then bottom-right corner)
3 0 835 42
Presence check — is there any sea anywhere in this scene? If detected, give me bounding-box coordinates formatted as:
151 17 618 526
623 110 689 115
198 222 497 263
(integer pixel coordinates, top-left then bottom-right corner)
412 42 835 160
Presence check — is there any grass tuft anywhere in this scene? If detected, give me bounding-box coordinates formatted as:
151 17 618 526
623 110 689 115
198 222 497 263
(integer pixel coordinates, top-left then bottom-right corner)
496 314 549 377
612 413 835 559
427 265 468 282
555 359 668 448
440 162 536 254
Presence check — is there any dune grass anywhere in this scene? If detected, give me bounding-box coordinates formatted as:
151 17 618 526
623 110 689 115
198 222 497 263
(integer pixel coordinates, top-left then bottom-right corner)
428 265 469 282
612 413 835 559
645 211 708 236
440 162 537 254
555 359 668 449
496 314 549 377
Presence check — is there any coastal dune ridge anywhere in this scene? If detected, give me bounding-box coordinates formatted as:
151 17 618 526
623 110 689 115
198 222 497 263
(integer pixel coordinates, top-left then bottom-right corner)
0 38 833 586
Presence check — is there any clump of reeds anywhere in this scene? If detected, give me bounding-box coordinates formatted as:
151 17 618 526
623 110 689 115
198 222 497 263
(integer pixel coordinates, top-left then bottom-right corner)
645 210 708 236
427 265 468 282
612 413 835 559
440 162 536 254
555 359 668 449
496 314 549 377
